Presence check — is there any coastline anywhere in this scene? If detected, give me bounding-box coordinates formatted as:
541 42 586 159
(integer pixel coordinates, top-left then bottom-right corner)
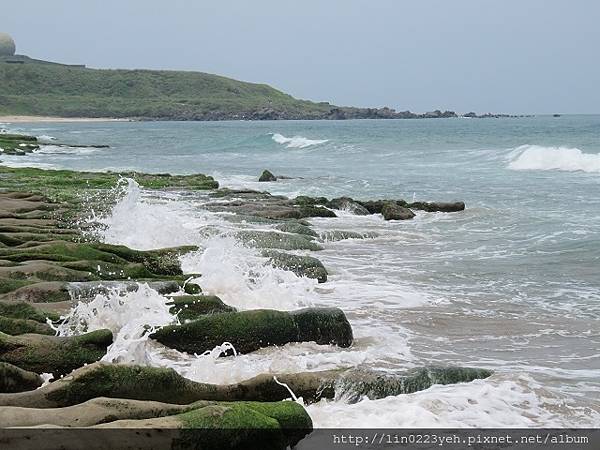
0 115 131 123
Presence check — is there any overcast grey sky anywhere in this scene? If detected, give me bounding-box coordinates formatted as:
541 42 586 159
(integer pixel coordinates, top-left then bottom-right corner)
3 1 599 114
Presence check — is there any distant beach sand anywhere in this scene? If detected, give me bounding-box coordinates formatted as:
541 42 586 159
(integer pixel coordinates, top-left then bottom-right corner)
0 115 130 123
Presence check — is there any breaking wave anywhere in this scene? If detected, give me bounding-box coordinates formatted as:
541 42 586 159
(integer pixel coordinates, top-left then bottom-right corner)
508 145 600 173
271 133 328 148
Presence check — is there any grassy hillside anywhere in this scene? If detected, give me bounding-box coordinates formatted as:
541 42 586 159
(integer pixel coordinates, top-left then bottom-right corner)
0 63 333 120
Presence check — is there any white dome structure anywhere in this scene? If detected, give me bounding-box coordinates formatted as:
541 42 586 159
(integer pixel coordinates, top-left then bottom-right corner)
0 33 16 57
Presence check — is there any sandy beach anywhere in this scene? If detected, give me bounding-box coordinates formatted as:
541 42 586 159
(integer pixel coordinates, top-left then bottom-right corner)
0 115 130 123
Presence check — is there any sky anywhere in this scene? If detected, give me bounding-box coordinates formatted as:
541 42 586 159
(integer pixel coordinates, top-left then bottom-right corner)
3 0 599 114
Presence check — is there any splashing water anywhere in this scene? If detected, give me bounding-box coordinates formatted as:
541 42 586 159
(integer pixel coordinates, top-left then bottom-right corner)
271 133 329 148
97 178 199 249
55 284 177 365
507 145 600 173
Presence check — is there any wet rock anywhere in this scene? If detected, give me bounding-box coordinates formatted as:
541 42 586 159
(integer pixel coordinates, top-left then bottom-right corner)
274 222 318 238
0 315 54 335
294 196 328 207
327 197 370 215
381 202 415 220
0 362 43 393
298 205 337 218
0 362 492 408
183 280 202 295
0 329 112 376
262 250 328 283
167 295 236 320
235 230 323 251
258 170 277 182
67 280 181 300
406 201 465 212
150 307 353 355
0 281 72 303
0 397 311 445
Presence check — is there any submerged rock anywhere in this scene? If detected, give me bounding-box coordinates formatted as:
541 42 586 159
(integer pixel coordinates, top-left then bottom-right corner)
381 202 415 220
327 197 370 215
67 280 181 300
262 250 328 283
0 362 43 393
258 170 277 182
150 307 353 355
0 329 112 376
0 362 492 409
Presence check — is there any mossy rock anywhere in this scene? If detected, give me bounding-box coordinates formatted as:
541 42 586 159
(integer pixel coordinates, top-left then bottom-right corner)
168 295 236 321
0 316 54 335
262 250 327 283
0 362 43 393
0 329 112 376
274 222 318 238
235 230 323 251
319 230 378 242
150 307 352 355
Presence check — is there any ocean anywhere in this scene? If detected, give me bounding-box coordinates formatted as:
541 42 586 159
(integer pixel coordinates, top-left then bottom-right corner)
2 116 599 427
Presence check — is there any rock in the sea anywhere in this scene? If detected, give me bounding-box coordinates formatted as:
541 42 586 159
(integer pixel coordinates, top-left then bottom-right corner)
0 329 112 376
258 170 277 182
262 250 328 283
150 307 353 355
406 201 465 212
381 202 415 220
168 295 236 320
235 230 323 251
327 197 370 215
274 221 318 238
0 362 43 393
0 362 492 409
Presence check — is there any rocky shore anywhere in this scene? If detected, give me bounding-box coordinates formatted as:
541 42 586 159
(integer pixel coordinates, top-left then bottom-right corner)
0 149 491 448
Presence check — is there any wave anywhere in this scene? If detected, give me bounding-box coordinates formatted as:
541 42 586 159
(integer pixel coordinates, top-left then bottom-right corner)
508 145 600 173
271 133 328 148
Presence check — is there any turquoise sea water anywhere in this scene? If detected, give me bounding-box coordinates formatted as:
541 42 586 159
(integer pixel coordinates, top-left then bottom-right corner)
2 116 599 426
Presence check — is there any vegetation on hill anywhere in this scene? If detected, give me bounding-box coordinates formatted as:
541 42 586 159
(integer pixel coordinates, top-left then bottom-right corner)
0 63 334 120
0 63 465 120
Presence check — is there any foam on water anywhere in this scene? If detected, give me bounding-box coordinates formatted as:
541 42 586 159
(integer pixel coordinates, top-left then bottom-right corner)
271 132 329 148
508 145 600 173
305 373 600 428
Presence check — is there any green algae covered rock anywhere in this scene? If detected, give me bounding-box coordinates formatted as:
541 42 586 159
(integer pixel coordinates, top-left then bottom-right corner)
0 362 43 393
168 295 236 321
262 250 328 283
150 307 353 355
235 230 323 251
0 329 112 376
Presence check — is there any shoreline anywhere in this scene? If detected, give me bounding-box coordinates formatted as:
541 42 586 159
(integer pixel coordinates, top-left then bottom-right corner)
0 115 131 123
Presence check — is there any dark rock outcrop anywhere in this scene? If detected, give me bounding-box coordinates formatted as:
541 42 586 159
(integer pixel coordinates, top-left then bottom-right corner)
150 307 353 355
381 202 415 220
258 170 277 182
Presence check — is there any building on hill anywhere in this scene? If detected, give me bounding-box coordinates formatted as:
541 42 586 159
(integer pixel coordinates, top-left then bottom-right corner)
0 32 85 67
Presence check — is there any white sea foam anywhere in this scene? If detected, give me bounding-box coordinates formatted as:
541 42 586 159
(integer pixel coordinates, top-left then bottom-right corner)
305 373 600 428
55 284 177 366
508 145 600 173
34 144 99 155
271 133 328 148
96 178 200 249
36 134 56 143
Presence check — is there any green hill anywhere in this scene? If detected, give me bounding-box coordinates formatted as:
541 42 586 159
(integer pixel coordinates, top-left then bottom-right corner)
0 62 460 120
0 63 334 120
